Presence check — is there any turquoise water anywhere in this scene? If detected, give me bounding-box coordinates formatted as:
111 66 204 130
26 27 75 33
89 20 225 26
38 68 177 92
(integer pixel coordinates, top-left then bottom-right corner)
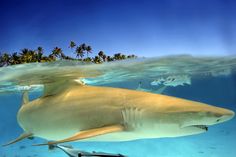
0 56 236 157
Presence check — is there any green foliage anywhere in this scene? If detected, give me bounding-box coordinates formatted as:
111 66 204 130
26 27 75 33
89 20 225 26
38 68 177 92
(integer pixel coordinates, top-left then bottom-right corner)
93 56 102 64
52 47 64 59
0 41 137 67
75 46 84 59
69 41 76 49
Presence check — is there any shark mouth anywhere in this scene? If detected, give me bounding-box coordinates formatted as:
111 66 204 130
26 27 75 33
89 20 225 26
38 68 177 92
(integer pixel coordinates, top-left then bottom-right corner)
192 125 208 131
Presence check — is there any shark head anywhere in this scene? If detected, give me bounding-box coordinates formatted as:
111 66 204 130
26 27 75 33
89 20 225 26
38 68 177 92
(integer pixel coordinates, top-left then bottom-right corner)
179 105 235 134
138 95 235 138
164 98 234 136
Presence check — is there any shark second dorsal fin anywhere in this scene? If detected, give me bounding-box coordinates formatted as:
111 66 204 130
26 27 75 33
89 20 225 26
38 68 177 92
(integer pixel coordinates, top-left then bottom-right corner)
33 124 124 146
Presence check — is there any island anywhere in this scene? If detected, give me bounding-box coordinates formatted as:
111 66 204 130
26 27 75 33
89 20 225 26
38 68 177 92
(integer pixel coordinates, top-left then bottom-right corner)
0 41 137 67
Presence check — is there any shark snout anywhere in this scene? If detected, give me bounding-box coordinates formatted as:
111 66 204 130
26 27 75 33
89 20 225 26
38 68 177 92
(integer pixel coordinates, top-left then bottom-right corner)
218 109 235 122
211 107 235 124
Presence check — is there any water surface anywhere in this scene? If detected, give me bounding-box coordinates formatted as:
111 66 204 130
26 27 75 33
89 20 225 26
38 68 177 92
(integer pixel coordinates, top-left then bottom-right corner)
0 55 236 157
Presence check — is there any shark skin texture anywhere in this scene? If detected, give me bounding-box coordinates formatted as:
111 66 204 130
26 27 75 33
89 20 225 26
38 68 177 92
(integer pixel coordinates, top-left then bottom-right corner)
2 83 235 146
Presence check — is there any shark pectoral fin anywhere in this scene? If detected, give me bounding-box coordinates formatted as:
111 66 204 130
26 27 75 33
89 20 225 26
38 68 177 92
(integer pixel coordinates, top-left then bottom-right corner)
2 132 33 147
33 124 124 146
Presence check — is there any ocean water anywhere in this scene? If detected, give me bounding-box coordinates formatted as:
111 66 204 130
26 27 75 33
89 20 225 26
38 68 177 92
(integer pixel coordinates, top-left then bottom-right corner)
0 55 236 157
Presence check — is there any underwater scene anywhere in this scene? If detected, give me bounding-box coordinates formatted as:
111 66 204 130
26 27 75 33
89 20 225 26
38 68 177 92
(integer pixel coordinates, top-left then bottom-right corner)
0 55 236 157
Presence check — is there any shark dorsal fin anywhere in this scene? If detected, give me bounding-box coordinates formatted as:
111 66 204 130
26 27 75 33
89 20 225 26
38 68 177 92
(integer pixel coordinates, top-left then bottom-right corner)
43 80 83 97
22 90 29 105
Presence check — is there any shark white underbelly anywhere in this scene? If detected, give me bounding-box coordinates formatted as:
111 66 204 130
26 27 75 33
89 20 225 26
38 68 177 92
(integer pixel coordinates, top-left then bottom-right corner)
3 83 235 146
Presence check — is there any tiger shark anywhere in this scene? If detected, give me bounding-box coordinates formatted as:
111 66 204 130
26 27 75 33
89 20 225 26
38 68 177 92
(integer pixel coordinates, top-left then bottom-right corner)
2 81 235 146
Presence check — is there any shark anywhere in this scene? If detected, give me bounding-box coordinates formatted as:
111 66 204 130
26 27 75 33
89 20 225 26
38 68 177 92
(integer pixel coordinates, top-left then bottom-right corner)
2 81 235 146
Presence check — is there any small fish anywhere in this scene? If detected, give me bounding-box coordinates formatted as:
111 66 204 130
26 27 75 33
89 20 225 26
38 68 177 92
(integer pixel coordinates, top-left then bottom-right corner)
136 81 166 94
49 144 126 157
151 75 191 87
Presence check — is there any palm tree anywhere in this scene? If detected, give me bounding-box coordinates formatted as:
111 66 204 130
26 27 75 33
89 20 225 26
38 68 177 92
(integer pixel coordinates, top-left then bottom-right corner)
107 56 113 62
0 43 137 66
0 53 10 66
83 57 92 62
113 53 122 60
80 43 87 50
29 50 37 62
98 51 104 58
20 48 29 62
10 52 20 65
127 54 137 59
20 48 34 63
0 52 2 65
69 41 76 49
131 54 137 58
93 56 102 64
75 44 90 59
37 47 43 62
52 47 63 59
0 53 3 66
86 45 92 57
102 54 107 62
48 54 56 61
69 41 76 57
121 54 126 60
75 46 84 59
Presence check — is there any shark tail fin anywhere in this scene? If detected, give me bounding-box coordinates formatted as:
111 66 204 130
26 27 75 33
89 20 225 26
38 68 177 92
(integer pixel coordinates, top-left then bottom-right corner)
2 132 33 147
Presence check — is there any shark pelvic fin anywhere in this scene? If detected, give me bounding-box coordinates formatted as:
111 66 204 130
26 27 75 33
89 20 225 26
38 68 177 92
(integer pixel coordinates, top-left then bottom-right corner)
33 124 124 146
2 132 33 147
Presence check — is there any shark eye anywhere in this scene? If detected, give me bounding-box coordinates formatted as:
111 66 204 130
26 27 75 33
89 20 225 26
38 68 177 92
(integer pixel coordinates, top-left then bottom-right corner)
216 119 221 122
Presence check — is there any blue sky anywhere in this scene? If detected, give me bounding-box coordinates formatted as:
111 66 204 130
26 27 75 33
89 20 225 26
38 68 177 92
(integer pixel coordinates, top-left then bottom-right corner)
0 0 236 57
